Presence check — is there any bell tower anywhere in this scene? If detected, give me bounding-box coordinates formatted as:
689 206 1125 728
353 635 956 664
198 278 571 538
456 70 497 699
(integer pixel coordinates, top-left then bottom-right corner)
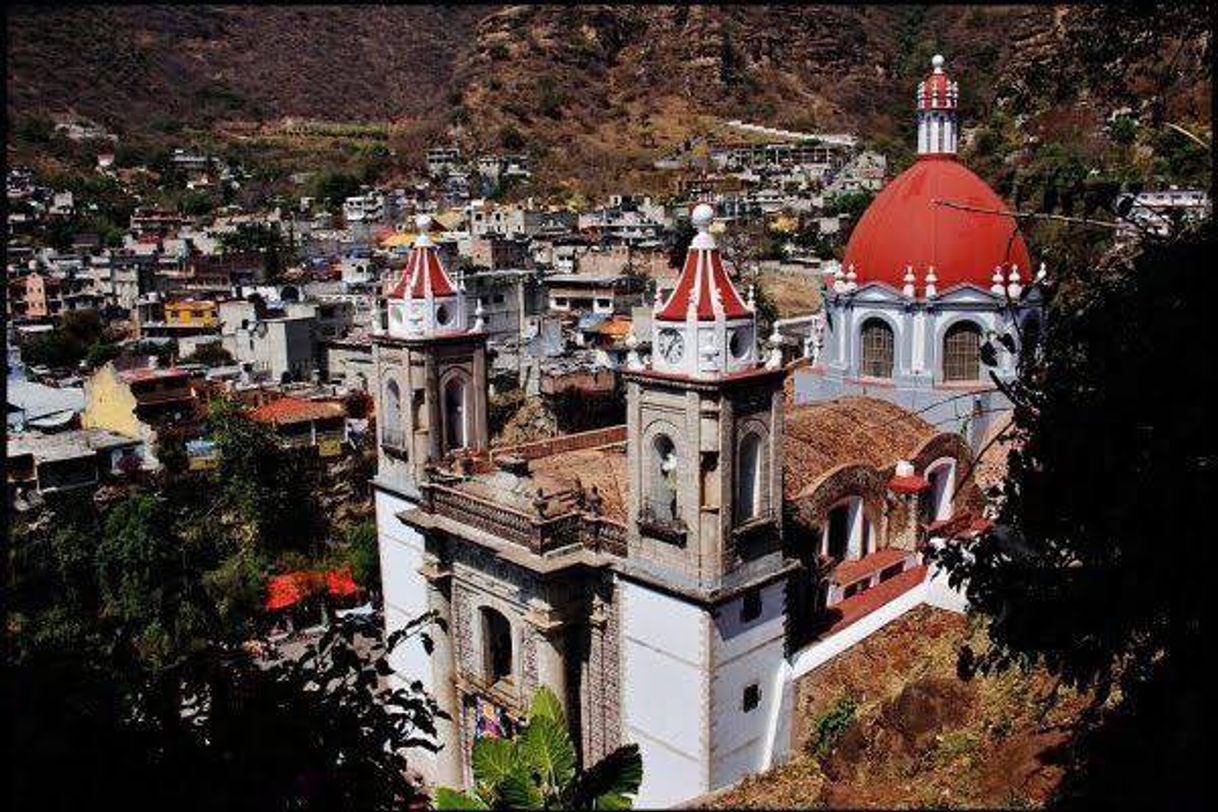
617 204 794 805
622 203 787 591
372 214 489 495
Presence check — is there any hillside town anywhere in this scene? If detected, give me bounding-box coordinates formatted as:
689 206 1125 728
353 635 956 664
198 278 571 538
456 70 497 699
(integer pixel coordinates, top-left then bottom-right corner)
5 5 1212 810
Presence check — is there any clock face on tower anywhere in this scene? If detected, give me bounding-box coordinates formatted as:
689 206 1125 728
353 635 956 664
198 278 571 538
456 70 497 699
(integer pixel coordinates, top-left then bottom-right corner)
658 328 685 364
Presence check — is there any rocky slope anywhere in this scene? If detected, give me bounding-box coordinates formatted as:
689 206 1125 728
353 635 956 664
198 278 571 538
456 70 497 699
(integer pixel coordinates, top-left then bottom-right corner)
7 5 1210 194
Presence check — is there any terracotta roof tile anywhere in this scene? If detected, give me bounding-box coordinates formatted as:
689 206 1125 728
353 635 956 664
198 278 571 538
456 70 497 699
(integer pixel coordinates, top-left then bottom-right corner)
249 396 346 425
783 396 937 499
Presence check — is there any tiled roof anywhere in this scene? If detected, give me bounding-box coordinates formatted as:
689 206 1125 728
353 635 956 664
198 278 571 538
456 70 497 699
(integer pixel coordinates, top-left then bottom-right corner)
119 366 190 383
824 564 928 636
783 396 937 500
249 396 346 426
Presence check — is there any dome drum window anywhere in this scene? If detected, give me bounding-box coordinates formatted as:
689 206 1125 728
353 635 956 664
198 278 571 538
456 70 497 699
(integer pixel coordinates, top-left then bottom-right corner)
942 322 982 382
859 318 895 379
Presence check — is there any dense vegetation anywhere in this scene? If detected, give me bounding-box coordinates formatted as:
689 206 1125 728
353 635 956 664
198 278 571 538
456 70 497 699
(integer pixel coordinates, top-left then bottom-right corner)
932 219 1213 807
4 397 417 810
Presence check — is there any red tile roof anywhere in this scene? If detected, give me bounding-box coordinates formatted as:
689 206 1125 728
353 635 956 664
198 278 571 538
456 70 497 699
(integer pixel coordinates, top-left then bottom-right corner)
824 564 928 636
889 474 930 494
249 396 346 425
830 547 912 587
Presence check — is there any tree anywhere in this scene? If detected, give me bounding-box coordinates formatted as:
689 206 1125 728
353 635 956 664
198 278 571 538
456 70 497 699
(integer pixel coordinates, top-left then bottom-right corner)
313 171 363 210
182 342 234 368
5 484 443 811
667 217 696 269
207 397 325 553
930 220 1212 807
435 686 643 810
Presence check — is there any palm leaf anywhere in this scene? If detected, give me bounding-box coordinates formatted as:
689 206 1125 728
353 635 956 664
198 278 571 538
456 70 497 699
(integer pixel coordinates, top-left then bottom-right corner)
528 684 566 727
495 770 545 809
432 787 489 810
575 743 643 809
470 737 519 789
519 716 577 796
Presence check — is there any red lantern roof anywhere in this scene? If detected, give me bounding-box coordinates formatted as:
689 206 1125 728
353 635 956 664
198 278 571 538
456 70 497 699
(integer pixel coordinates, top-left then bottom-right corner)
842 156 1032 295
389 240 457 300
389 215 457 300
917 55 957 111
656 204 751 322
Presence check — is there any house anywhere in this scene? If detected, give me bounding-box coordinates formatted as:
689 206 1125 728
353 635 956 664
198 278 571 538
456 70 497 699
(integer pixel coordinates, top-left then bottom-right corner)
469 236 529 270
82 363 202 465
219 299 318 383
249 396 348 457
544 273 643 315
7 379 85 433
7 428 146 503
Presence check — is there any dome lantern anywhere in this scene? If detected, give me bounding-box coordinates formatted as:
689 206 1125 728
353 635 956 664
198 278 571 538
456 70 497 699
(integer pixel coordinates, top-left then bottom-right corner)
917 54 959 156
650 203 756 378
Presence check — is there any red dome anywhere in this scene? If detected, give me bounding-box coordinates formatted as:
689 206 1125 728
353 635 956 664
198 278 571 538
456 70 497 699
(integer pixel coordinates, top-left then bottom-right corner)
843 156 1032 294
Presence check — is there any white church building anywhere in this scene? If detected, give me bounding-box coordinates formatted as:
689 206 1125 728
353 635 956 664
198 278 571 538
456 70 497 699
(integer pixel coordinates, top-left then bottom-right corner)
371 57 1038 806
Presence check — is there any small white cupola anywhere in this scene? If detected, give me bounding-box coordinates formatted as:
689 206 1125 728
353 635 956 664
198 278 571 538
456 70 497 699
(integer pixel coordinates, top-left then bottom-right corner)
651 203 757 378
385 214 465 338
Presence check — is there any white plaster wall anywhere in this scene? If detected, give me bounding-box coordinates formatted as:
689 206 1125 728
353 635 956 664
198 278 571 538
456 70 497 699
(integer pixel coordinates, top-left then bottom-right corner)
376 488 436 726
618 578 709 808
708 580 788 789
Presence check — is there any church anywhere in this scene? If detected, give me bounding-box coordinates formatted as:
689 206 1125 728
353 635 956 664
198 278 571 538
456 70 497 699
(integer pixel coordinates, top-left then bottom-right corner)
371 56 1042 806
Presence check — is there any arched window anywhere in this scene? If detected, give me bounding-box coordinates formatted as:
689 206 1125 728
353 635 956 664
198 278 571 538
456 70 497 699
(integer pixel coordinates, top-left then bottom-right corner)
922 461 955 523
480 607 513 685
825 502 851 560
444 377 467 449
943 321 982 382
737 433 763 521
384 379 402 433
650 433 679 523
859 318 895 378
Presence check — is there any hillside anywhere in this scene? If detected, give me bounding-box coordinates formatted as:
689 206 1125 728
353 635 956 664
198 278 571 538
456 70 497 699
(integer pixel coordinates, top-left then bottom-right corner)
702 606 1094 809
6 4 1211 196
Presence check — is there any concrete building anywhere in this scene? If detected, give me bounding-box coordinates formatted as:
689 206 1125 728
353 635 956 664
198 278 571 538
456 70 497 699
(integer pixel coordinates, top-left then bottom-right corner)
82 363 202 466
220 299 318 384
7 428 146 502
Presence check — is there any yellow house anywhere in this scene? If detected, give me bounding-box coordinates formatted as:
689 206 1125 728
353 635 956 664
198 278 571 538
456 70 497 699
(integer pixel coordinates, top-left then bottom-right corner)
83 363 200 466
164 299 219 328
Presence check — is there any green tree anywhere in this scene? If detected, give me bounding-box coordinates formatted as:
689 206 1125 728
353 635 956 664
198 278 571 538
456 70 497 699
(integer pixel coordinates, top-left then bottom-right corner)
313 171 363 210
6 485 443 811
182 342 234 367
435 686 643 810
207 397 325 553
930 220 1212 807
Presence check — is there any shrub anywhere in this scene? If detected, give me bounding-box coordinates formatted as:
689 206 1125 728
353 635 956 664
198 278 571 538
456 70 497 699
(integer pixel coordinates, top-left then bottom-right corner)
812 693 859 757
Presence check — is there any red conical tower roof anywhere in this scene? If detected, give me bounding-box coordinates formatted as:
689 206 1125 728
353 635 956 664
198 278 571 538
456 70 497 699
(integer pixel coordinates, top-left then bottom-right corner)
389 215 457 300
656 204 751 321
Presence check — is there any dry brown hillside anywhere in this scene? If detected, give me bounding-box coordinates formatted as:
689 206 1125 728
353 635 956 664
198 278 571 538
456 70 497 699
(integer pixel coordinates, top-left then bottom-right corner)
6 5 1210 194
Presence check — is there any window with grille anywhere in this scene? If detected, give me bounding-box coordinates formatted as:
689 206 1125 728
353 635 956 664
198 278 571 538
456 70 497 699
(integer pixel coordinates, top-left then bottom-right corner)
942 322 982 382
859 319 895 378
